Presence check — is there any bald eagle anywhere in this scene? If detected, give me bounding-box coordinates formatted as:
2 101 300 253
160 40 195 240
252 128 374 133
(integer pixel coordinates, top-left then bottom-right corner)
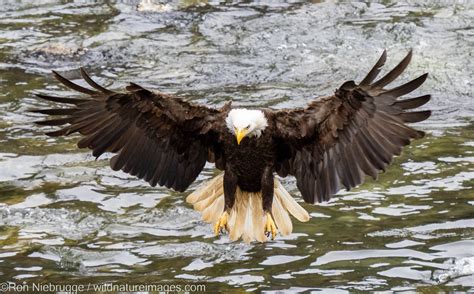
33 50 430 242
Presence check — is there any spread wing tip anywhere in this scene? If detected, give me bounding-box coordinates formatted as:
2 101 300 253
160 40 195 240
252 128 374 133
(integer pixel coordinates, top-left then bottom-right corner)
371 49 413 89
79 68 115 95
50 68 116 96
359 49 388 86
51 70 96 95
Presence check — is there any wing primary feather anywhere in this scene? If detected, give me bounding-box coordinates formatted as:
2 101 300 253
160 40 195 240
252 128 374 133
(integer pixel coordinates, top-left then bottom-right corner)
393 95 431 110
399 110 432 123
382 73 428 98
371 49 412 88
359 50 387 87
52 70 97 95
35 117 74 126
45 128 71 137
36 94 90 105
30 108 77 115
79 68 115 95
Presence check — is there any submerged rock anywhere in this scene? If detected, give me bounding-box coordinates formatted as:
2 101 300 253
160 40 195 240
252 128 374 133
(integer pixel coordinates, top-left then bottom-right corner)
29 43 87 58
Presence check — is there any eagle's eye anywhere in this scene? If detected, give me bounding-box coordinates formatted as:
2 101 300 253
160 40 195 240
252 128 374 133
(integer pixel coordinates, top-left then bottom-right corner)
244 125 250 129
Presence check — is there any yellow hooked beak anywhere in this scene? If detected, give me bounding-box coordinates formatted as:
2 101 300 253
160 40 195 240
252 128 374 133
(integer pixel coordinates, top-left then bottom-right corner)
235 128 249 145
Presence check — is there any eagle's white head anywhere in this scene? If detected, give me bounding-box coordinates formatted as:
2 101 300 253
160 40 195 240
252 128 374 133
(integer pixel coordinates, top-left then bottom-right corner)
226 108 268 144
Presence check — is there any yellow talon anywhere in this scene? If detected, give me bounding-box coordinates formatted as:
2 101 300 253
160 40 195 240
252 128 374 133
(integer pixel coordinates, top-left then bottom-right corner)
265 212 278 240
214 211 229 236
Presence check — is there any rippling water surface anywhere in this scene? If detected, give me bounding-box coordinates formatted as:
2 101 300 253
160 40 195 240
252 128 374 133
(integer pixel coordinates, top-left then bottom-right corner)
0 0 473 292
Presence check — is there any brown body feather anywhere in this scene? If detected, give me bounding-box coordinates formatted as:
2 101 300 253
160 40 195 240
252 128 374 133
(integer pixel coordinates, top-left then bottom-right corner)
33 50 431 241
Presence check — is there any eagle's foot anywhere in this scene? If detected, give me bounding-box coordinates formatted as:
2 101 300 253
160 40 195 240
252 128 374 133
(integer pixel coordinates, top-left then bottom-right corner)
214 211 229 236
265 212 277 240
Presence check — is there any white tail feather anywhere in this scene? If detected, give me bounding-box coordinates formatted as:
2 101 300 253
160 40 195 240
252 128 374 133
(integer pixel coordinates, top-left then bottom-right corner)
186 173 310 243
274 180 310 223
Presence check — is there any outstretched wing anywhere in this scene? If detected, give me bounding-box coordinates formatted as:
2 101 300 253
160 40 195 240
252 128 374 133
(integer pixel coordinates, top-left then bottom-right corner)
33 69 229 191
268 50 431 203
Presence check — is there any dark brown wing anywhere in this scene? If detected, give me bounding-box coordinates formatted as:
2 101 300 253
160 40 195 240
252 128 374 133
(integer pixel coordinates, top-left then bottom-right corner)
268 50 431 203
33 68 229 192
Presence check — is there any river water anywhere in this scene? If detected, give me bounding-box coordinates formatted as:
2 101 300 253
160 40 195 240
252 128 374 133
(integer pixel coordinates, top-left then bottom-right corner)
0 1 473 292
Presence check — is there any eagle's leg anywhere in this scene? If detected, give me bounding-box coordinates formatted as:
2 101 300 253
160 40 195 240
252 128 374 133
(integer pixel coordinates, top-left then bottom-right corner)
214 168 237 235
262 167 277 239
214 210 228 235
